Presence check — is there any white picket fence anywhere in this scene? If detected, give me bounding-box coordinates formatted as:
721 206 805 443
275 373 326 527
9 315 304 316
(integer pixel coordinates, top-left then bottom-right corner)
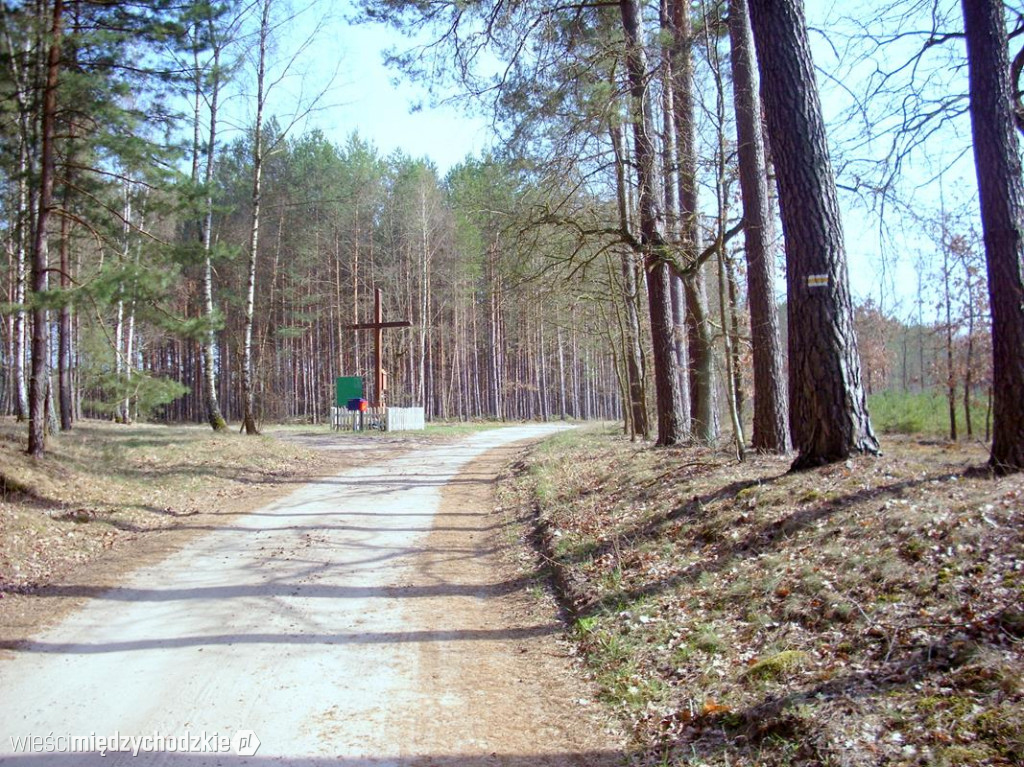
385 407 426 431
330 406 425 432
331 406 384 431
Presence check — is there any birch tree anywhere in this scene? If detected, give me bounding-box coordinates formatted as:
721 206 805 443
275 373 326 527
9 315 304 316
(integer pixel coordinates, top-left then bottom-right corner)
239 0 334 435
184 0 241 431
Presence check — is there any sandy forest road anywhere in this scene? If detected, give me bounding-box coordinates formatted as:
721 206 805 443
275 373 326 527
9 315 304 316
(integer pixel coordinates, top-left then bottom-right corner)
0 425 623 766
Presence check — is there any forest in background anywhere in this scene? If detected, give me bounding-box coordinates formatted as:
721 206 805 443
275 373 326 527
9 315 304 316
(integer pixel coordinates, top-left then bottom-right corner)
1 0 1021 469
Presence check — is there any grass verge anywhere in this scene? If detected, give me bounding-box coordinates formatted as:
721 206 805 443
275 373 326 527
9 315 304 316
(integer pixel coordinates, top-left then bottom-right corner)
498 426 1024 766
0 419 354 597
0 416 515 641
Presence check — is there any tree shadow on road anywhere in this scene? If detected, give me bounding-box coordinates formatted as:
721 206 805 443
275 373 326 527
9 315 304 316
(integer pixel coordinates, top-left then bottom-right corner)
0 753 626 766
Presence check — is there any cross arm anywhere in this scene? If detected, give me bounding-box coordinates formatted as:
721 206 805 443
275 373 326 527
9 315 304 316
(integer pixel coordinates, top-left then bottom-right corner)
347 321 413 330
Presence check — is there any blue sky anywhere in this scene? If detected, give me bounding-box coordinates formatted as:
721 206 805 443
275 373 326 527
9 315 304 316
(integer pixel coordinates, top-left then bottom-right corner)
255 0 979 317
276 3 492 172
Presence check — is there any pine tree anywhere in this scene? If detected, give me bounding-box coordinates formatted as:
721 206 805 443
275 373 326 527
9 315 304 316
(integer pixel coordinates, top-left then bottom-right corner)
746 0 879 468
727 0 789 453
961 0 1024 473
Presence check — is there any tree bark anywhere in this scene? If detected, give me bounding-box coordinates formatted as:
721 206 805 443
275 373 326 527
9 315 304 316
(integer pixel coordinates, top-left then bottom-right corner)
747 0 879 469
619 0 682 446
58 171 73 431
556 321 567 420
2 17 32 422
610 120 650 439
962 253 975 439
725 255 745 419
622 249 650 439
668 0 718 444
417 186 430 408
241 0 270 436
488 239 503 418
701 0 741 455
28 0 63 456
683 273 719 441
56 1 80 432
961 0 1024 473
658 1 691 438
13 199 29 422
669 271 691 432
728 0 789 453
193 17 227 431
942 236 958 441
718 250 746 461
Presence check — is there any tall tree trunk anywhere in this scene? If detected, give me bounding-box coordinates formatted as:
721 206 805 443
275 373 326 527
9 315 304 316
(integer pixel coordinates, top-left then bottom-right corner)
610 120 650 439
45 371 57 435
916 267 926 391
123 281 137 424
963 255 975 439
195 21 227 431
113 191 127 423
728 0 789 453
2 17 32 422
538 313 549 422
670 272 690 431
622 250 651 439
942 237 958 441
683 274 719 440
2 253 11 416
707 7 741 455
668 0 718 444
58 170 73 431
961 0 1024 473
659 1 691 438
334 230 344 378
13 211 29 422
489 241 503 418
660 0 678 233
352 213 361 378
418 189 430 407
725 255 745 418
241 0 270 435
425 264 434 414
570 306 580 418
556 321 567 420
56 0 80 432
901 329 909 393
619 0 682 446
28 0 63 456
747 0 879 469
718 250 746 460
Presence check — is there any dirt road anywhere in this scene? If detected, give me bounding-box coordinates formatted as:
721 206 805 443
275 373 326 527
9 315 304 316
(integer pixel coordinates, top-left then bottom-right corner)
0 425 623 766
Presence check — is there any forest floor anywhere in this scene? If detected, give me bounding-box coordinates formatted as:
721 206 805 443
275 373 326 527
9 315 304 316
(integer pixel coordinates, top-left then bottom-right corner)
2 419 1022 765
497 426 1024 766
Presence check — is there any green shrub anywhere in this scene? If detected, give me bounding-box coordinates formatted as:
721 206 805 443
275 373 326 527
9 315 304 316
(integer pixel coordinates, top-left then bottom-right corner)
867 390 988 437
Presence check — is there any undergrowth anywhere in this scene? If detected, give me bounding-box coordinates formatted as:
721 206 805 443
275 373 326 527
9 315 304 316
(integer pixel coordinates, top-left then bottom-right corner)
868 390 990 438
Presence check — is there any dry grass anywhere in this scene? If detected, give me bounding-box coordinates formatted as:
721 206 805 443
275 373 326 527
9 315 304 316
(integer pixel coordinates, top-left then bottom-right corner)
499 426 1024 766
0 417 510 642
0 418 354 616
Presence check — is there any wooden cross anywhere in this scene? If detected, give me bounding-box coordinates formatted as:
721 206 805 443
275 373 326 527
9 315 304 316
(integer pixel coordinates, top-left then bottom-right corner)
347 287 412 407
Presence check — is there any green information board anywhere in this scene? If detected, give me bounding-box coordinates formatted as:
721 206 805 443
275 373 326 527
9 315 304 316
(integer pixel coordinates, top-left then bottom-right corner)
335 376 364 407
